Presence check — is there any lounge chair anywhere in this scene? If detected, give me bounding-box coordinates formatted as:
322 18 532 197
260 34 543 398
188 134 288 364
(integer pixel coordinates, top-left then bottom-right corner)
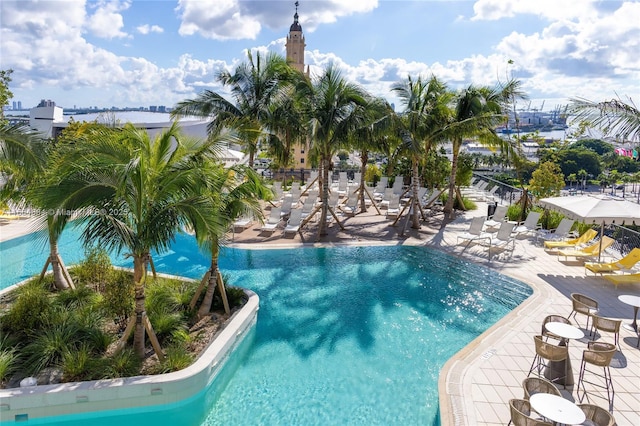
232 216 252 232
386 195 401 218
457 217 491 247
537 218 575 243
283 209 302 236
340 196 359 216
512 211 541 237
603 273 640 286
544 229 598 251
261 207 282 234
484 205 508 230
557 236 615 262
585 247 640 276
489 222 516 259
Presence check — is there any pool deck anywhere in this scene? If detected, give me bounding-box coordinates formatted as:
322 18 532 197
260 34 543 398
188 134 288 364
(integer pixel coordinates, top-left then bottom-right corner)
1 200 638 425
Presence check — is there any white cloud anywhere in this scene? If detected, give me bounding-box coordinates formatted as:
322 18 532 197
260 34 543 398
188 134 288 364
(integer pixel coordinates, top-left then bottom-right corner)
175 0 378 40
86 0 131 39
471 0 598 21
137 24 164 35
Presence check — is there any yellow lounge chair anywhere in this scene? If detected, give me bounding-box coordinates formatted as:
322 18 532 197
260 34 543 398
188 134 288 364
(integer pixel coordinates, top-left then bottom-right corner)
544 228 597 250
557 236 615 261
585 248 640 276
603 273 640 286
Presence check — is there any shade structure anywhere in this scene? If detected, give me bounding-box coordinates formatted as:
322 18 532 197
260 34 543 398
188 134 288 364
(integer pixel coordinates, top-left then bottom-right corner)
539 195 640 261
538 195 640 226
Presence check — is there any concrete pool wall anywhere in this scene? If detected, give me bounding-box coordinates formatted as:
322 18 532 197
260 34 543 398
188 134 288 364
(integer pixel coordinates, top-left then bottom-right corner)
0 290 259 423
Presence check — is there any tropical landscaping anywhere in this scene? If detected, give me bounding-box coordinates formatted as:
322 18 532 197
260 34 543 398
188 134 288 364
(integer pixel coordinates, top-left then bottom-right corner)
1 52 639 387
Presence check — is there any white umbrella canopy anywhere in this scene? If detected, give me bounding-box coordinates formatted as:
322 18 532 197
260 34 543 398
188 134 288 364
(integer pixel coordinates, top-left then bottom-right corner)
539 195 640 261
538 195 640 225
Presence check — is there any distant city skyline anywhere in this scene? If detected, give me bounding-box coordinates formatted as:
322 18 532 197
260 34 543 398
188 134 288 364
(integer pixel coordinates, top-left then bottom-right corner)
1 0 639 112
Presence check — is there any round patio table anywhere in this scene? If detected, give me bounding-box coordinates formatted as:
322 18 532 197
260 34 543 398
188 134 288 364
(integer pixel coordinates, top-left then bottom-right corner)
529 393 586 425
618 294 640 331
543 322 584 387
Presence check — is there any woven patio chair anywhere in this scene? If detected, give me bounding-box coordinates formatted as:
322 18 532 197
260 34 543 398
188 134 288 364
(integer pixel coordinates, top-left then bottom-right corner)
541 315 572 342
590 315 622 350
527 335 569 388
569 293 599 333
522 377 562 400
577 403 616 426
577 341 616 411
508 399 552 426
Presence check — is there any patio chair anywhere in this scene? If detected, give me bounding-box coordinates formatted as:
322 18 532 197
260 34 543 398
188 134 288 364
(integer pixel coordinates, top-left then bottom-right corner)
569 293 599 332
261 207 282 234
590 315 621 350
541 315 572 342
386 195 401 218
232 216 252 232
489 222 516 257
584 247 640 276
340 196 359 217
527 335 569 388
576 341 616 411
513 211 541 237
508 398 553 426
484 204 508 229
457 217 491 247
544 228 598 251
522 377 562 400
577 403 616 426
537 218 575 243
603 273 640 286
283 208 302 236
557 236 615 262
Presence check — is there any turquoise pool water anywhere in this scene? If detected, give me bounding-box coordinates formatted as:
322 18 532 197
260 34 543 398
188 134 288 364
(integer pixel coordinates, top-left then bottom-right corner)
1 228 532 425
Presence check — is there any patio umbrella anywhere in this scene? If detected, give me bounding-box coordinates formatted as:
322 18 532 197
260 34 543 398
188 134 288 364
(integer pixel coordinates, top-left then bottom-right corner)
538 195 640 261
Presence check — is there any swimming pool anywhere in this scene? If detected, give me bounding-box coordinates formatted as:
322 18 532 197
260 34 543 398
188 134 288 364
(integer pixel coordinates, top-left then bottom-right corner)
1 229 532 425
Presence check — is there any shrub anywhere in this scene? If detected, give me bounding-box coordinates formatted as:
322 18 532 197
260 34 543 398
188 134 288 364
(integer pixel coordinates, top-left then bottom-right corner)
3 280 51 333
155 343 193 374
101 269 134 331
0 336 19 384
74 247 112 290
61 343 102 381
507 203 523 222
22 320 81 375
103 349 141 378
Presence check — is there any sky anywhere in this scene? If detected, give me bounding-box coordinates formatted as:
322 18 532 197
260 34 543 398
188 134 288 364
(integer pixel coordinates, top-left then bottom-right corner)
1 0 639 112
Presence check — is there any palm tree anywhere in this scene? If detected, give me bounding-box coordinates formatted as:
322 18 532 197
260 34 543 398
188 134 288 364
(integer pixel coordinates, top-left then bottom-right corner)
192 163 271 318
40 122 225 358
349 96 394 213
570 96 640 142
171 50 293 168
441 85 514 219
392 75 451 229
296 64 370 237
0 123 77 290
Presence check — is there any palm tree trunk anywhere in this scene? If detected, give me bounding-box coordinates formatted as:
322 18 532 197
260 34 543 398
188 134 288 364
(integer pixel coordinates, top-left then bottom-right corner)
318 156 330 236
444 139 461 219
132 254 147 358
198 241 220 317
411 158 420 229
359 151 368 211
48 237 72 290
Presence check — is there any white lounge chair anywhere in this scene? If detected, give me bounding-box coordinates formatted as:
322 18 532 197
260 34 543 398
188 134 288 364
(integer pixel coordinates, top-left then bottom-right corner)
232 216 252 232
457 217 491 247
261 207 282 234
341 196 359 216
484 205 508 230
386 195 401 218
513 211 541 237
489 222 516 257
538 218 575 243
283 209 302 236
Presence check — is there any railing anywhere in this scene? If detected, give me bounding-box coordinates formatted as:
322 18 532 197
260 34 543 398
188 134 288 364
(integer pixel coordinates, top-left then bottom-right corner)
602 223 640 257
471 172 527 206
